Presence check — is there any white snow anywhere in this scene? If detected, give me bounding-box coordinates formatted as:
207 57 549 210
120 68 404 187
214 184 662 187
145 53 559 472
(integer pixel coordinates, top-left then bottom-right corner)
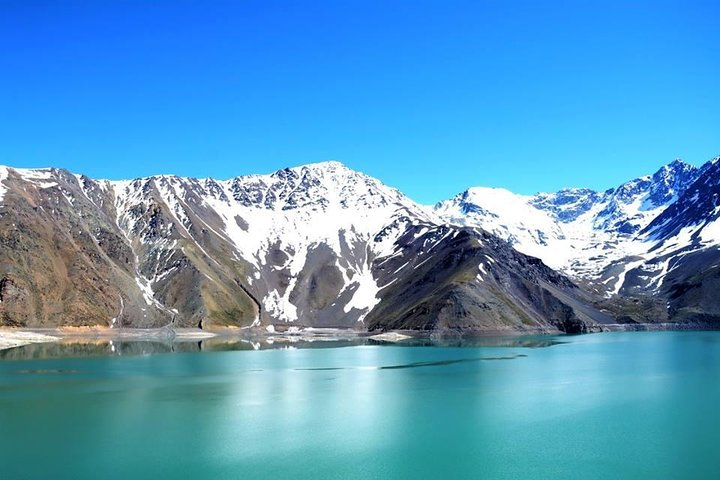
342 266 381 322
15 168 58 189
435 187 572 269
263 289 299 323
107 162 441 324
612 259 646 295
134 275 157 306
1 166 63 202
434 168 707 294
426 229 456 254
700 219 720 244
0 166 8 203
13 157 710 327
73 174 96 205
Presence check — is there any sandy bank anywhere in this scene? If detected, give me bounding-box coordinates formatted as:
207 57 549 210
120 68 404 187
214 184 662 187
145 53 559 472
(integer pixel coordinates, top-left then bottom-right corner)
50 326 217 340
369 332 413 342
0 327 217 349
0 330 59 351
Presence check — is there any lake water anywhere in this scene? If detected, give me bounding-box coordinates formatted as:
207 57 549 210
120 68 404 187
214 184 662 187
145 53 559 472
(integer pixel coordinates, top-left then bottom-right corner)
1 331 719 479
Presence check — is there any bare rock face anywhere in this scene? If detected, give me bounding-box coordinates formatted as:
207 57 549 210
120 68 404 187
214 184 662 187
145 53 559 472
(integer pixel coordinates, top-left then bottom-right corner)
365 225 613 334
0 168 147 327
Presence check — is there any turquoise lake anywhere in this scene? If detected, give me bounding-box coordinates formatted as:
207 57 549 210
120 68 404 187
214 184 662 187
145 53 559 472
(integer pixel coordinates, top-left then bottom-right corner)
1 331 719 479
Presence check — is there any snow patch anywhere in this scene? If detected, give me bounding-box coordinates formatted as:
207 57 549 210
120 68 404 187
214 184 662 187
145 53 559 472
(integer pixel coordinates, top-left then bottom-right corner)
15 168 58 189
263 290 298 322
0 166 8 203
612 259 646 295
343 265 380 322
700 219 720 244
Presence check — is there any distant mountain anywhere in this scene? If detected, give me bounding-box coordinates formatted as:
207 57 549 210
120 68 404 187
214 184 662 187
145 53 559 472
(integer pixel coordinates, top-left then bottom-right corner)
435 155 720 326
0 161 611 333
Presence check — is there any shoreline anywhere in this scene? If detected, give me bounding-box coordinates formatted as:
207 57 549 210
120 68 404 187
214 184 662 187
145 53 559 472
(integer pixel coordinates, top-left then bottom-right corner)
0 330 60 351
1 322 717 352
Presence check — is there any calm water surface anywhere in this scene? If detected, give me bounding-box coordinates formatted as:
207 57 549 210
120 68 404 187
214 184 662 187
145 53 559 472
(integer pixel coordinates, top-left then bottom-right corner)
1 331 719 479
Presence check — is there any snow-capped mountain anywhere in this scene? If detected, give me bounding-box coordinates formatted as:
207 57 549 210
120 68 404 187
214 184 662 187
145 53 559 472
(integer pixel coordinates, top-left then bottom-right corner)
0 161 611 333
110 161 437 326
1 156 719 332
435 157 719 309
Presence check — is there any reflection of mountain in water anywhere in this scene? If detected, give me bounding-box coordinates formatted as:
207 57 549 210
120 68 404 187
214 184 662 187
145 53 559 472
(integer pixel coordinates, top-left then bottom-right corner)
0 335 566 361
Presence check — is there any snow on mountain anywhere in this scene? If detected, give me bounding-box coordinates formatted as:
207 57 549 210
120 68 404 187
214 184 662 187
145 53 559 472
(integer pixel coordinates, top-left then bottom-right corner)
2 156 719 330
610 157 720 293
435 158 709 295
435 183 639 278
590 159 699 234
530 188 601 223
0 166 8 203
110 161 438 324
216 160 429 257
434 187 572 269
643 157 720 242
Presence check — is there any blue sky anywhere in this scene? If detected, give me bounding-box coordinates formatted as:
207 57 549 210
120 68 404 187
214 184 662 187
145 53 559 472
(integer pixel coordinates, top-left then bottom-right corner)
1 0 718 203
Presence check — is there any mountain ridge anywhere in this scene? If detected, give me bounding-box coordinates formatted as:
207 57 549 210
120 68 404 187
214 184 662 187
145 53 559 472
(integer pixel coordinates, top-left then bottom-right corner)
0 155 719 333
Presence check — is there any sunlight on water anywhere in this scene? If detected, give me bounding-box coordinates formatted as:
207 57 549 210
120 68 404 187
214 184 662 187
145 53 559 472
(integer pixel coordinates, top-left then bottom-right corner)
1 332 719 479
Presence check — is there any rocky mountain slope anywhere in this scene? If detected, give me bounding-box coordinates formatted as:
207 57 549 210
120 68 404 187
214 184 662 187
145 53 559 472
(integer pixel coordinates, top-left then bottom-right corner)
0 161 611 333
436 156 720 326
1 156 718 333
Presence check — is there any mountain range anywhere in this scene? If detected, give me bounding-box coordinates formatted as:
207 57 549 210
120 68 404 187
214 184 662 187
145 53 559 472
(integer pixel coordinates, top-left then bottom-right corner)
1 156 719 334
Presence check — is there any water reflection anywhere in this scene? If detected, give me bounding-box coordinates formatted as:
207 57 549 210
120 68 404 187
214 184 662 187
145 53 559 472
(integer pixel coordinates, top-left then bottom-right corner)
0 334 566 361
295 354 529 371
2 331 719 479
397 336 566 349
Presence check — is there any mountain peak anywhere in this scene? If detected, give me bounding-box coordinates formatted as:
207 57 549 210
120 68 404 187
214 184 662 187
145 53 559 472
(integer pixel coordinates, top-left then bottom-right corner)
656 158 693 175
222 159 414 213
645 158 699 207
301 160 348 169
666 157 685 167
282 160 354 176
262 160 373 184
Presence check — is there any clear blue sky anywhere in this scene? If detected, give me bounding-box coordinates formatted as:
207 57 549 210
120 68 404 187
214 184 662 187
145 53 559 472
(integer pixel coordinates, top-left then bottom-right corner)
1 0 718 203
